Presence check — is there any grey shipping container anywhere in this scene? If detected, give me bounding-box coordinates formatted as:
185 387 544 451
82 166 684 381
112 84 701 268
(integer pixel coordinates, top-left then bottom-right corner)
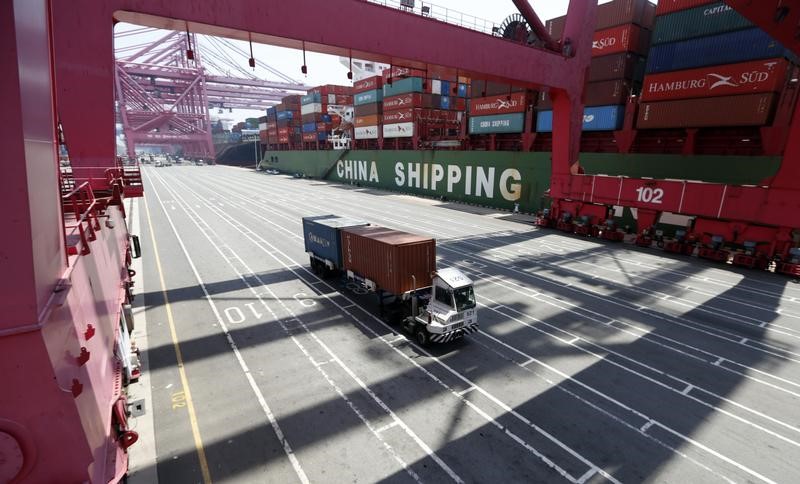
340 225 436 295
302 216 368 270
636 92 776 128
651 2 752 45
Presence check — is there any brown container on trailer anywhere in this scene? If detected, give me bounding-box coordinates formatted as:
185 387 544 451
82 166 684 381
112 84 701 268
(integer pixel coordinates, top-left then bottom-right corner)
547 0 657 38
340 226 436 295
636 92 776 129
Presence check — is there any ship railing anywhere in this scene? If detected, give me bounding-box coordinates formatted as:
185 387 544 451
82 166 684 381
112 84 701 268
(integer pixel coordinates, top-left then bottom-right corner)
364 0 497 36
62 181 102 256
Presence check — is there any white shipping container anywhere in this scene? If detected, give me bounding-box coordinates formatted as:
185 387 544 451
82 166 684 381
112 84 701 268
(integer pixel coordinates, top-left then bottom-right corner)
354 125 380 140
258 122 267 130
383 122 415 138
431 79 442 95
301 103 324 115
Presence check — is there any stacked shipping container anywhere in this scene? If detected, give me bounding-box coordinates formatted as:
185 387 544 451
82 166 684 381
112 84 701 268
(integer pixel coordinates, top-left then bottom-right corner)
638 1 793 128
353 75 384 147
275 95 302 148
538 0 657 133
301 85 353 147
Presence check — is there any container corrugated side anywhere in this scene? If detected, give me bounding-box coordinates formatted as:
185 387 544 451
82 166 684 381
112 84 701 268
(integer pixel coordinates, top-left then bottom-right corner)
302 122 317 133
652 2 752 45
353 75 383 93
355 114 382 127
592 24 651 57
641 58 789 101
302 216 368 269
354 125 380 140
340 226 436 295
383 122 415 138
383 77 425 97
646 28 793 74
354 103 383 116
656 0 716 15
354 89 384 106
590 53 647 82
546 0 656 38
636 92 776 128
469 113 526 134
469 92 527 115
538 79 634 110
301 92 322 105
536 105 625 132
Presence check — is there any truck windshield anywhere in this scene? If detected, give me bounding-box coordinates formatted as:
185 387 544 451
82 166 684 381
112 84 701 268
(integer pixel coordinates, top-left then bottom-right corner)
453 286 476 312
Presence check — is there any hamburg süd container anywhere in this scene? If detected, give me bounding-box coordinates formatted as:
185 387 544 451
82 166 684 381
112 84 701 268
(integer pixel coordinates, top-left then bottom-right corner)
302 216 368 269
340 225 436 295
646 28 794 74
640 58 789 101
355 89 384 105
651 2 752 45
383 122 415 138
592 24 651 57
353 75 383 93
538 79 635 110
469 113 526 134
354 125 380 140
636 92 776 128
469 92 528 116
536 105 626 132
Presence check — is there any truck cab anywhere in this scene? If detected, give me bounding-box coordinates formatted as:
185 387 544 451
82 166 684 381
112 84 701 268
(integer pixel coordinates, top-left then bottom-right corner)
408 267 479 345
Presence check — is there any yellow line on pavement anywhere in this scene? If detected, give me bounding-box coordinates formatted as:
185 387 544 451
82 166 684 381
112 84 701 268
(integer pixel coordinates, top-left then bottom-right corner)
143 194 213 484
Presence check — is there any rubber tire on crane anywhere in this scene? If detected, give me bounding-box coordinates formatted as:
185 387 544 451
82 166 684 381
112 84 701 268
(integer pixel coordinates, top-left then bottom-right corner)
415 325 430 347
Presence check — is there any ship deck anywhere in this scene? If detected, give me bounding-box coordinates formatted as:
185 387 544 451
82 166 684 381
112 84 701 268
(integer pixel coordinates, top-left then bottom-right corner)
127 164 800 483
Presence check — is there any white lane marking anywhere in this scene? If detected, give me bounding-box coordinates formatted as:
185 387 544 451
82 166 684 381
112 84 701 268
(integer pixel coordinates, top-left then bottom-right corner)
740 338 749 345
145 171 310 484
150 172 441 484
682 385 694 396
576 468 598 484
640 421 654 433
376 421 401 434
172 174 614 484
457 387 476 396
715 358 725 366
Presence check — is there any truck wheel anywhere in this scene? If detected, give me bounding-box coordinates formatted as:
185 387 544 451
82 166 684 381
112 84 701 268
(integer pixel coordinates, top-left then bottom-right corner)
415 326 430 347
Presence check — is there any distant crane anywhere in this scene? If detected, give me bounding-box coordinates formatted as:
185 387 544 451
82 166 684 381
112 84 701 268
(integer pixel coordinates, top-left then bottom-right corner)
114 27 311 159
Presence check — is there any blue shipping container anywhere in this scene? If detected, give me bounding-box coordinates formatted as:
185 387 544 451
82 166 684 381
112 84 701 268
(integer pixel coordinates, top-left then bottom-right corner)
301 92 322 105
383 77 424 97
469 113 526 134
302 122 317 133
276 110 294 121
302 215 368 270
536 105 625 132
354 89 383 106
457 83 468 97
440 96 451 110
266 107 277 116
646 28 794 74
317 132 328 142
321 114 332 122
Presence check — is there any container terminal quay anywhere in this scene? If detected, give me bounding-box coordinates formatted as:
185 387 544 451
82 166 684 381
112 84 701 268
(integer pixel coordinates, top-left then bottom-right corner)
4 1 800 483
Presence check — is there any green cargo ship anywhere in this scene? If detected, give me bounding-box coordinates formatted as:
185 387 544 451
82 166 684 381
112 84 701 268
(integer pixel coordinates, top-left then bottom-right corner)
259 150 781 213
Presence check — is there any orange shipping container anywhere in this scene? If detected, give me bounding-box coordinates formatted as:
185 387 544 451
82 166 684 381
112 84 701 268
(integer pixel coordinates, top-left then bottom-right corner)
355 115 382 127
340 226 436 295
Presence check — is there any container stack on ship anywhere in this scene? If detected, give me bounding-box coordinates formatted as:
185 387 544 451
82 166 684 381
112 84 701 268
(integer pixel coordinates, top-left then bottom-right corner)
381 66 468 150
300 85 354 149
537 0 656 151
275 95 303 149
637 0 798 155
354 75 384 149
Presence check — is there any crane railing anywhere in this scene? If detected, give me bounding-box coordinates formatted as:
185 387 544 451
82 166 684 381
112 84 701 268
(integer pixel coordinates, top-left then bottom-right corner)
61 181 102 256
364 0 498 36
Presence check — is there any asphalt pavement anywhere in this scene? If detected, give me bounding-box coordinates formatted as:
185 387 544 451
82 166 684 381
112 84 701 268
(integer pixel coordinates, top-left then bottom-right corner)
128 164 800 484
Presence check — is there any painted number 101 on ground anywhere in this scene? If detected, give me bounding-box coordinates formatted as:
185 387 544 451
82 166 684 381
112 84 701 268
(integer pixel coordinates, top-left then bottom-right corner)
636 187 664 204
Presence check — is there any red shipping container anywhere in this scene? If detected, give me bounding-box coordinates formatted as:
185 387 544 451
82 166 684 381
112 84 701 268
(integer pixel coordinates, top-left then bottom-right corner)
469 92 528 115
278 135 289 143
454 97 467 111
636 92 776 128
340 225 436 295
547 0 656 38
259 130 267 142
266 122 277 130
267 128 278 137
278 127 291 136
317 122 333 132
592 24 651 57
382 108 415 124
353 75 384 93
590 52 646 82
309 84 351 96
355 115 382 127
327 94 353 105
282 95 302 107
655 0 716 15
641 58 789 102
382 66 427 81
383 93 437 110
301 132 317 142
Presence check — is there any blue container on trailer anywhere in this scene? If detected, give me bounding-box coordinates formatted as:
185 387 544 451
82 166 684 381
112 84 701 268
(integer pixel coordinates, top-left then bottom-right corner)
646 28 794 74
301 92 322 105
302 122 317 133
383 77 424 97
354 89 383 105
276 110 294 121
536 105 625 132
302 215 368 270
